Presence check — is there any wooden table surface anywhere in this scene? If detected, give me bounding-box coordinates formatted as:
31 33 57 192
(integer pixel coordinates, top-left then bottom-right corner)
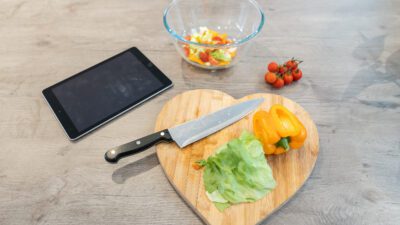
0 0 399 224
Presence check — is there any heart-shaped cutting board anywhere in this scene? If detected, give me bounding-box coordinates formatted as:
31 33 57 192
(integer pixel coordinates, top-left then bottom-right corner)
155 89 319 225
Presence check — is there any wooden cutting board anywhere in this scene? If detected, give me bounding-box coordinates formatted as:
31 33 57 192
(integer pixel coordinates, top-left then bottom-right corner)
155 89 319 225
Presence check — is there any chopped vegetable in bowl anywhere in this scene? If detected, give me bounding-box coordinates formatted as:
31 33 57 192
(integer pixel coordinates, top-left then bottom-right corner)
182 27 237 68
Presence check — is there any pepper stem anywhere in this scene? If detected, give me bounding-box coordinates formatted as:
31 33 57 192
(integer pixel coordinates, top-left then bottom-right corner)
276 137 290 151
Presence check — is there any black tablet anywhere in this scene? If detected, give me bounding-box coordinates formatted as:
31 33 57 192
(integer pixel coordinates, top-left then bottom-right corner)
43 47 173 140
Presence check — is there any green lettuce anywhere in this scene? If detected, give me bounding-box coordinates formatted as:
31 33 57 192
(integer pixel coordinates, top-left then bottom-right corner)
197 131 276 211
210 49 232 62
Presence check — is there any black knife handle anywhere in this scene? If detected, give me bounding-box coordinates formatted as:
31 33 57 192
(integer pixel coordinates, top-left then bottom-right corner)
104 129 172 163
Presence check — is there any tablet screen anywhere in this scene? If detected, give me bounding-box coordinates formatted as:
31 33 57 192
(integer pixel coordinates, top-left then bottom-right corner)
47 49 171 137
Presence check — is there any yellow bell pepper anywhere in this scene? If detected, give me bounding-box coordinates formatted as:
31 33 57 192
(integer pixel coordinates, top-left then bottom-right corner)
188 54 204 65
253 105 307 155
289 117 307 149
218 61 230 66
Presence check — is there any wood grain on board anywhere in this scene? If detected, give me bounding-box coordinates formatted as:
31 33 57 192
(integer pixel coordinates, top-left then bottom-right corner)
155 89 319 225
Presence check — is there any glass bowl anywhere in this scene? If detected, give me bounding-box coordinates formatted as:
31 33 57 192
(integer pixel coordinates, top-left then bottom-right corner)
163 0 265 70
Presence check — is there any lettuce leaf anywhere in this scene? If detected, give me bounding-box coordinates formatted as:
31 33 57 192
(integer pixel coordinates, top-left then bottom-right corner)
199 131 276 211
210 49 232 62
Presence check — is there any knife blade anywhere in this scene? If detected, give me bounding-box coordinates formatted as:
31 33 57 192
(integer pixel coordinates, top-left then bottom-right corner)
105 98 263 163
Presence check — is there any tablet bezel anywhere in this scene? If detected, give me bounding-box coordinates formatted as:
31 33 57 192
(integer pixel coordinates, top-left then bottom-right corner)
42 47 173 140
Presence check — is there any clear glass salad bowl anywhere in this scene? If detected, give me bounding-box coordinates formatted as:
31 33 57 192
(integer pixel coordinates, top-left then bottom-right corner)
163 0 265 70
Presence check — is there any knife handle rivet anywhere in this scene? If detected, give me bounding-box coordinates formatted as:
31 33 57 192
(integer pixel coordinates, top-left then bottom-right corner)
110 150 116 155
160 132 165 136
136 140 141 145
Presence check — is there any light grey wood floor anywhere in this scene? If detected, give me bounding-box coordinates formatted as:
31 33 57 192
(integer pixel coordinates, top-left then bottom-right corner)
0 0 399 224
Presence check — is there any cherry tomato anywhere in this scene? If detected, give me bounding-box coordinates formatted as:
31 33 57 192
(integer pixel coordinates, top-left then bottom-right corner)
199 52 209 62
265 72 277 84
184 35 191 41
292 69 303 81
212 36 223 42
192 163 202 170
268 62 279 73
273 78 284 89
183 45 190 57
208 55 219 65
291 62 298 70
283 74 293 85
286 60 298 70
279 66 288 74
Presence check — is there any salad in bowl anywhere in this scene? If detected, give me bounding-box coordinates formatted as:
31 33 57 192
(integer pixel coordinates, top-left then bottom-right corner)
182 27 237 68
163 0 265 69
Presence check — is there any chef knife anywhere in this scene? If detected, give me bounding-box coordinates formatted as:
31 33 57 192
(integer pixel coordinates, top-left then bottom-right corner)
104 98 263 163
